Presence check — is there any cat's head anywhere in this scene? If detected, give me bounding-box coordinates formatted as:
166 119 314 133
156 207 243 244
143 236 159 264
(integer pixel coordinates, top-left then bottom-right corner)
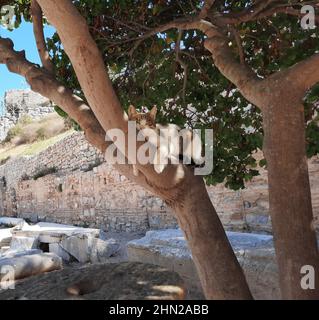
128 105 157 130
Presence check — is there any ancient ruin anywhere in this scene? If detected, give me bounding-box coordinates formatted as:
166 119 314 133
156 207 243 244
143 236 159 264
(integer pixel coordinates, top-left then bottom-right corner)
0 90 54 141
0 90 318 300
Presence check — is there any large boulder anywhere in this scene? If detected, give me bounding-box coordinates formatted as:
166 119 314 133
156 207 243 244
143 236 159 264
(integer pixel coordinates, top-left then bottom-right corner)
10 236 39 252
60 235 120 263
49 243 71 263
0 253 62 283
0 249 42 259
60 235 90 263
89 238 120 263
0 217 26 228
0 228 12 248
1 220 117 264
127 229 280 300
12 222 105 243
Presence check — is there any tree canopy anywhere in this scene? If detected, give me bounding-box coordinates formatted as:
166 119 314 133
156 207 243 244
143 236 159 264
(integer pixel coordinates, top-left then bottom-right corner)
5 0 319 190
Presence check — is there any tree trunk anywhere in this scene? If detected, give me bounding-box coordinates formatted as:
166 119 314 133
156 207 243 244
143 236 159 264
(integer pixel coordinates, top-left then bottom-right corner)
262 96 319 299
32 0 254 300
173 174 253 299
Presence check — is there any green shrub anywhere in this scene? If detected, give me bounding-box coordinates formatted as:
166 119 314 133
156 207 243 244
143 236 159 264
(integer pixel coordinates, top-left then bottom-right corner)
5 124 23 142
19 115 33 125
4 113 68 146
36 127 47 140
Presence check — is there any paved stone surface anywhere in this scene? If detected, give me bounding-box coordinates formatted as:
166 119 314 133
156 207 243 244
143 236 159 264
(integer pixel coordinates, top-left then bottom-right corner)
0 262 186 300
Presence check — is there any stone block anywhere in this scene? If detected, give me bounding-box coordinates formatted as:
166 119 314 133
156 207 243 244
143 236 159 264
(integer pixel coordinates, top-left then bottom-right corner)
127 229 280 300
0 228 12 248
89 238 120 263
49 243 71 262
1 249 42 259
0 253 62 281
0 217 26 228
10 236 39 252
60 235 89 263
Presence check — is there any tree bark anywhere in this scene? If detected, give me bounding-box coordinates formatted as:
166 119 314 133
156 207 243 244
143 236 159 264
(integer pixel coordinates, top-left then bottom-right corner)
201 22 319 300
262 92 319 299
0 0 256 300
174 173 252 299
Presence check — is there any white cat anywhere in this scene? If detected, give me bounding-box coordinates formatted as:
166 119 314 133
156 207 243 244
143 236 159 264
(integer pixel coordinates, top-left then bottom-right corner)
128 105 203 175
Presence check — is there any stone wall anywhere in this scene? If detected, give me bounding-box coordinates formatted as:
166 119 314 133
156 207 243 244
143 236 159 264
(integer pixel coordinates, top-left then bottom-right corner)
0 132 177 232
0 90 54 141
0 131 319 233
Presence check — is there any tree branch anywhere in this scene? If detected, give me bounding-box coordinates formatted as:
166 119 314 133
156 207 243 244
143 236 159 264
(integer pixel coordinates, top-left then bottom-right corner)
30 0 54 73
36 0 194 195
0 36 157 193
214 0 319 25
199 0 216 19
231 26 245 65
266 52 319 95
175 29 188 105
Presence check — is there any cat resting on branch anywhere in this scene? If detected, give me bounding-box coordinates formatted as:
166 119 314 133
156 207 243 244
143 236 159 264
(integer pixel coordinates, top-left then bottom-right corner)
128 105 203 176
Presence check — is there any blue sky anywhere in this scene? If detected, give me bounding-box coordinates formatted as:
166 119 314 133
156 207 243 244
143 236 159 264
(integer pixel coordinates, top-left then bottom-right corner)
0 21 55 108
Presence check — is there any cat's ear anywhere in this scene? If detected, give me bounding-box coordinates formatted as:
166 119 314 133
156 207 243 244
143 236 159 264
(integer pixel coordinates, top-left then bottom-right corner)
128 105 137 118
149 106 157 121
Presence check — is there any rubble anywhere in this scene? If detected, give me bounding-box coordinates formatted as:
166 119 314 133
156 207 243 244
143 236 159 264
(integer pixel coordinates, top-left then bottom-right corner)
0 218 120 264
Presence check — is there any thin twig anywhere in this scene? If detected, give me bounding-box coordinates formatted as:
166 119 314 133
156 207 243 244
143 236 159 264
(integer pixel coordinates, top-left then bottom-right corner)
175 29 188 106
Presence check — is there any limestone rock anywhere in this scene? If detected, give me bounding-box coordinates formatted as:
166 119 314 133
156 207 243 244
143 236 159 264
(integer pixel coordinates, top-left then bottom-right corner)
12 222 103 244
10 236 39 252
60 235 90 263
127 229 280 300
0 217 26 228
0 249 42 259
60 235 120 263
0 246 10 254
49 243 71 263
0 253 62 282
0 89 54 141
89 238 120 263
0 228 12 248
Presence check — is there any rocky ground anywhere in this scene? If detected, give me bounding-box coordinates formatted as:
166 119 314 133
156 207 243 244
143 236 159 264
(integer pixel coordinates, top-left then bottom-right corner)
97 231 146 263
0 262 186 300
0 218 190 300
0 217 286 300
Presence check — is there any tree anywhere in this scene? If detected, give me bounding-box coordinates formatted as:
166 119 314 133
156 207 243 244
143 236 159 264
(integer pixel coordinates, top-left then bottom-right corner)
0 0 319 299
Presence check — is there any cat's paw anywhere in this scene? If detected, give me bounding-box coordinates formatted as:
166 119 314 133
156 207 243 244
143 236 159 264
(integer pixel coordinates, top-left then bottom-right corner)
154 163 166 174
192 155 205 165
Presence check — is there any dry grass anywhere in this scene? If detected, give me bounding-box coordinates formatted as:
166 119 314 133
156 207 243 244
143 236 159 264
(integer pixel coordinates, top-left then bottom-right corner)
0 130 74 162
0 112 75 164
5 113 68 146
